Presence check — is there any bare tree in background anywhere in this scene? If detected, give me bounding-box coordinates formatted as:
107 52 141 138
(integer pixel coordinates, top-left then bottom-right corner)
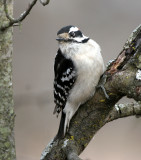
0 1 141 160
0 1 15 159
0 0 49 159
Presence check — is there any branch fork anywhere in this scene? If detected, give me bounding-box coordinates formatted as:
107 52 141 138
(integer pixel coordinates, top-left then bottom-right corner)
0 0 50 31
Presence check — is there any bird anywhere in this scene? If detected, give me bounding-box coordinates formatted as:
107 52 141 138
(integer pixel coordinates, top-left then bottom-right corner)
53 25 105 139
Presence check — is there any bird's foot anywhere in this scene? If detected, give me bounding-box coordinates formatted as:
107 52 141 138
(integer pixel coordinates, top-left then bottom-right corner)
97 74 110 99
97 84 109 99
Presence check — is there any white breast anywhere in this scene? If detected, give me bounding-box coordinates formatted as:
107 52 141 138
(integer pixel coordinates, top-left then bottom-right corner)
59 39 105 135
60 39 105 106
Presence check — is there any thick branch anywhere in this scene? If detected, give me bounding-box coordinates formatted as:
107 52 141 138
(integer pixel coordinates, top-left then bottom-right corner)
41 25 141 160
0 0 50 31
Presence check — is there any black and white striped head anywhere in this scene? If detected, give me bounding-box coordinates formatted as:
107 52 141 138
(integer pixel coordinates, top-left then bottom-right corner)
56 25 89 43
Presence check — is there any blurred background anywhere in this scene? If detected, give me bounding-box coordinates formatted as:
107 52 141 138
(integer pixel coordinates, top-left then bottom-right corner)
13 0 141 160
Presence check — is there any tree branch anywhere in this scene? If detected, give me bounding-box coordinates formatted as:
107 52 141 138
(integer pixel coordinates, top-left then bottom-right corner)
106 102 141 123
0 0 50 31
0 1 15 159
40 24 141 160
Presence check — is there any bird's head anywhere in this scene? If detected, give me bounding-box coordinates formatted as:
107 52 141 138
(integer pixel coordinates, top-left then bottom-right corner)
56 25 89 44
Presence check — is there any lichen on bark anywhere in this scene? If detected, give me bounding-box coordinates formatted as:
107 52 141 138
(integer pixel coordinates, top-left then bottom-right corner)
0 0 16 160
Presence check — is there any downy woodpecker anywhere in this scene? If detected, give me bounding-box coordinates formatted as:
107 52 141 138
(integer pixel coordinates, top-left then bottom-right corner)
53 25 105 139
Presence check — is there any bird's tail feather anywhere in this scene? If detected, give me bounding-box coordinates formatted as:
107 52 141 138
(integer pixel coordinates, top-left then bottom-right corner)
54 111 66 140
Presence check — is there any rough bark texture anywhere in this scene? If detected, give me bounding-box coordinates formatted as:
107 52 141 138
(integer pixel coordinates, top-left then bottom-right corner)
0 1 16 160
107 102 141 123
41 25 141 160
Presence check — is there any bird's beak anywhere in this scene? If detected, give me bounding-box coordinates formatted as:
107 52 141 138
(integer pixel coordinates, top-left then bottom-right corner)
56 38 65 42
56 33 69 42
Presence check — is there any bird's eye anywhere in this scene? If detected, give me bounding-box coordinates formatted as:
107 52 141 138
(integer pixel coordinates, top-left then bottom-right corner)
69 32 75 37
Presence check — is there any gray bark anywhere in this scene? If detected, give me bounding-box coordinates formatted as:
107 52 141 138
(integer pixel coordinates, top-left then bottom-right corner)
40 25 141 160
0 1 50 159
0 0 16 160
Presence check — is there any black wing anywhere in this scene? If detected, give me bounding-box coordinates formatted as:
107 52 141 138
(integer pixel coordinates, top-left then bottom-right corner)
53 49 76 115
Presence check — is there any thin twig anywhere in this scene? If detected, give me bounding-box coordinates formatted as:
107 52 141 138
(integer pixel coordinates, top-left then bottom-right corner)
1 0 50 31
3 0 15 22
4 0 37 28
